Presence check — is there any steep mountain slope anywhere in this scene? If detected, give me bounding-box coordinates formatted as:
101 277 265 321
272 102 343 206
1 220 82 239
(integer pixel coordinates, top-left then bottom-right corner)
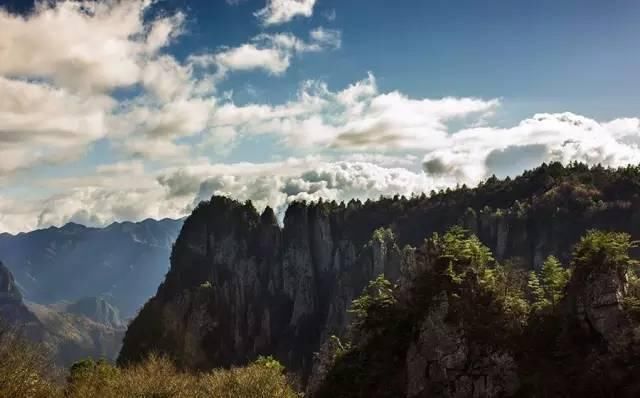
0 218 183 317
0 261 124 366
118 163 640 383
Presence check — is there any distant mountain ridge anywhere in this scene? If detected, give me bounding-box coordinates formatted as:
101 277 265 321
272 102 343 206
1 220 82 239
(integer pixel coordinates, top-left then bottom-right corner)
0 218 183 317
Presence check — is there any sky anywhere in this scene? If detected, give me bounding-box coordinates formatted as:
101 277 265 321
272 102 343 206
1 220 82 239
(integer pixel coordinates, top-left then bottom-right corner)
1 0 639 233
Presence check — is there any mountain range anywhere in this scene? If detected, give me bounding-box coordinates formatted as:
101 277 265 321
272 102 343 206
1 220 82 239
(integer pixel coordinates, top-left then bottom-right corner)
0 218 183 366
0 218 183 318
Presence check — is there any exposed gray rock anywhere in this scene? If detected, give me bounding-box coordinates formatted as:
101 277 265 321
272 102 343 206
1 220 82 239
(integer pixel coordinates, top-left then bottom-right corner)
406 293 518 398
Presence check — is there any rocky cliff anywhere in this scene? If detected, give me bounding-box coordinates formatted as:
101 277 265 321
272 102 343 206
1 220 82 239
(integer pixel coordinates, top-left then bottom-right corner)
118 163 640 387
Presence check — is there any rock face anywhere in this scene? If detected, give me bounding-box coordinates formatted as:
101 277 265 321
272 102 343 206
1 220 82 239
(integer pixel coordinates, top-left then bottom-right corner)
120 199 402 377
553 252 640 396
405 293 518 398
0 218 183 317
570 260 629 343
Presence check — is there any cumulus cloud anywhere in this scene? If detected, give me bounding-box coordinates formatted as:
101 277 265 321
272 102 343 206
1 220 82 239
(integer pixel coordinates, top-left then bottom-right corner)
255 0 317 26
0 0 185 94
0 0 208 171
421 112 640 185
159 158 446 217
0 76 114 174
209 73 500 149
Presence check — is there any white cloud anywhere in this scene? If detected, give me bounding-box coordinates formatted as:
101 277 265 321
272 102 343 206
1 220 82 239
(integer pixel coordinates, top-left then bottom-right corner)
214 44 290 75
0 76 114 174
158 157 447 217
203 29 341 77
0 157 436 233
0 0 206 173
3 108 640 234
255 0 317 26
209 73 500 150
0 1 343 172
0 0 185 94
422 112 640 185
2 0 640 237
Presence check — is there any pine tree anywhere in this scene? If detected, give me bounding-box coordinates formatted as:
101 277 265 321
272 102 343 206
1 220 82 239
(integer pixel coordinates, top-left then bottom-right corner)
540 256 570 306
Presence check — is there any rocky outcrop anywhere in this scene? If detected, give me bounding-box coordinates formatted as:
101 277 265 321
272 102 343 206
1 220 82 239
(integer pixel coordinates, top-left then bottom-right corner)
405 293 518 398
569 260 630 343
550 251 640 396
120 199 415 378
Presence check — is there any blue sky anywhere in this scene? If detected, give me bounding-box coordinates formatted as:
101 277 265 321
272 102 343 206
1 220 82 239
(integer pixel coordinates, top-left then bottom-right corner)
0 0 639 233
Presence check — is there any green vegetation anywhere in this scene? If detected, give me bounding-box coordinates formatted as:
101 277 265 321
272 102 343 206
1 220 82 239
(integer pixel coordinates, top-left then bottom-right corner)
348 275 397 334
571 229 637 275
528 255 571 312
317 227 640 397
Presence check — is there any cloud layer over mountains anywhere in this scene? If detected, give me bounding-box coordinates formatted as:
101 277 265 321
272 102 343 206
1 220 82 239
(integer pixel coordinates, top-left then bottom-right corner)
0 0 639 233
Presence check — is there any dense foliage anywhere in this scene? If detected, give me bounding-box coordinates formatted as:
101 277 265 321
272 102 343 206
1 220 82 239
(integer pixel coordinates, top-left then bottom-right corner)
317 227 640 397
528 255 571 312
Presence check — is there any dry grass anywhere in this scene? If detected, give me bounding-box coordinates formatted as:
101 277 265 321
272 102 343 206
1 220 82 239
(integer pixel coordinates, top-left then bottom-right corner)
65 354 299 398
0 323 299 398
0 330 60 398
